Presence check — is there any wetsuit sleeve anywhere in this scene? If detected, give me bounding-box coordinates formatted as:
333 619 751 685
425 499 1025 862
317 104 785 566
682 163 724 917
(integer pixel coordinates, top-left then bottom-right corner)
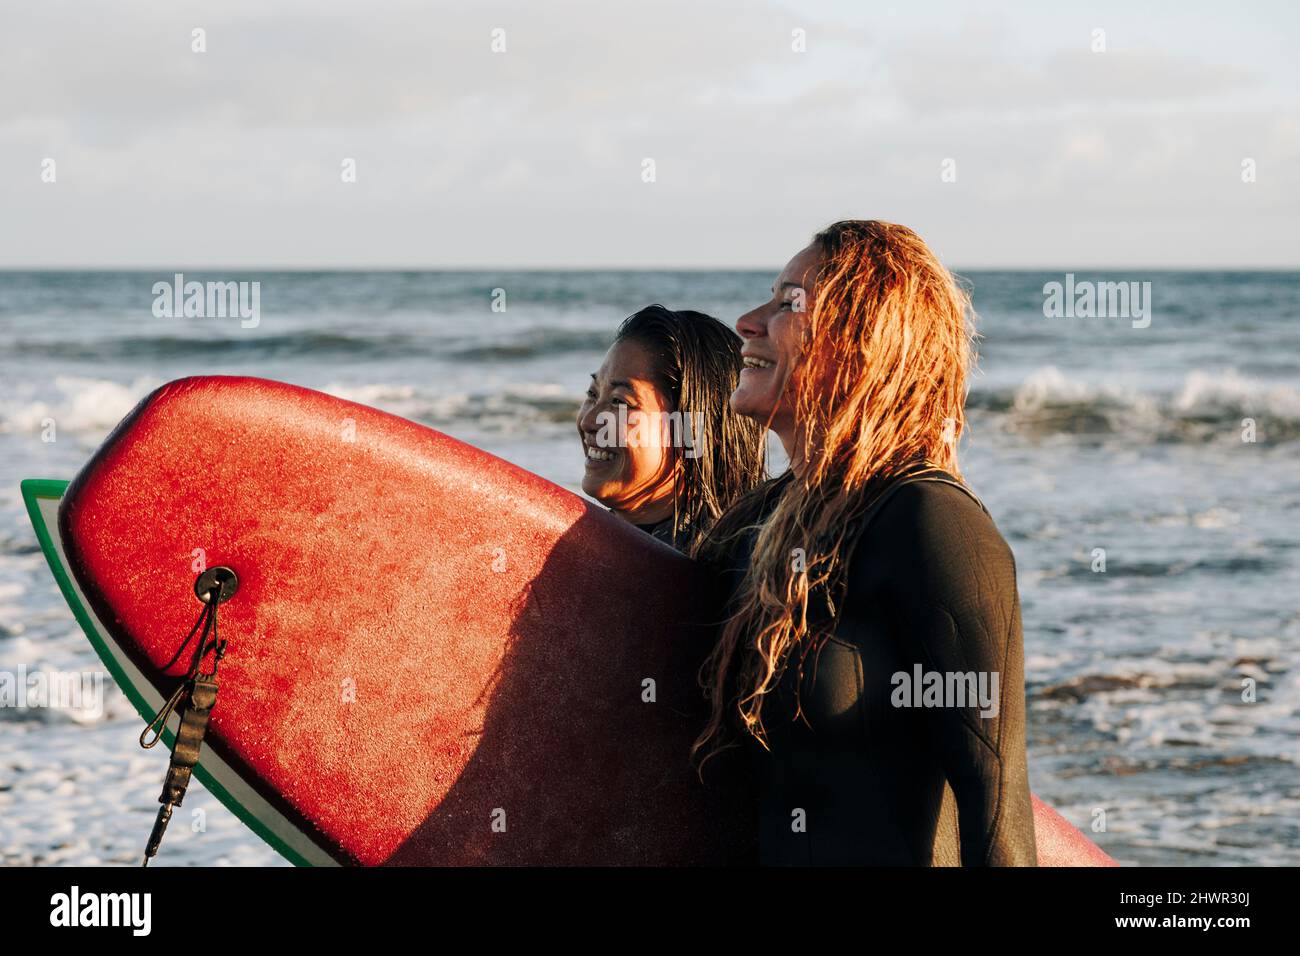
863 481 1038 866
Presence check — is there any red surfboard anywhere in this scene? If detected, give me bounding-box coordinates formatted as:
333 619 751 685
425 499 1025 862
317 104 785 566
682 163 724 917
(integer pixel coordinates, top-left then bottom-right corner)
23 375 1114 866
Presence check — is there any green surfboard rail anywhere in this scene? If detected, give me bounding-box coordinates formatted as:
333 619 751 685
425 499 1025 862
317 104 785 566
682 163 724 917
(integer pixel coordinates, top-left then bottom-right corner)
20 478 316 867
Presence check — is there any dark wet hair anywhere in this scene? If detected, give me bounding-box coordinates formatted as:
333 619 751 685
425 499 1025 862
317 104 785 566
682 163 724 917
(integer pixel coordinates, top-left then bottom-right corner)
615 304 768 551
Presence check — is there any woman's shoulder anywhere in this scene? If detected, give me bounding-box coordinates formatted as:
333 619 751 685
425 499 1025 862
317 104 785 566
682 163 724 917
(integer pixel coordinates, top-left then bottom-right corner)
857 474 1015 580
874 472 990 526
693 472 791 560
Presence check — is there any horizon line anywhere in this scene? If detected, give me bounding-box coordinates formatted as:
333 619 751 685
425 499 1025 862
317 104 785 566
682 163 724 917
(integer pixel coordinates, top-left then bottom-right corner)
2 264 1299 273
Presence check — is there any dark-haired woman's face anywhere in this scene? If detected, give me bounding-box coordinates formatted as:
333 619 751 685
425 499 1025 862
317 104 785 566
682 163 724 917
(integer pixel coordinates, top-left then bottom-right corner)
730 244 821 443
576 339 676 520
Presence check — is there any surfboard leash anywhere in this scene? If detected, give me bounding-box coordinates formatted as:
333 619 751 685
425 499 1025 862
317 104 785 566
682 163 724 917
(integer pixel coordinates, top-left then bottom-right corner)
138 566 238 866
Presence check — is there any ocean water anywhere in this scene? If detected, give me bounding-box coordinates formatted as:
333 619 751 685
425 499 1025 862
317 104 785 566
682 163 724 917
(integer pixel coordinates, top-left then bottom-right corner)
1 270 1297 866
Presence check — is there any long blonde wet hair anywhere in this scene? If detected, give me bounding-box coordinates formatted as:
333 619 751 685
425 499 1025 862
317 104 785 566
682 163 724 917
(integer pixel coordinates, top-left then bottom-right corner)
691 219 977 766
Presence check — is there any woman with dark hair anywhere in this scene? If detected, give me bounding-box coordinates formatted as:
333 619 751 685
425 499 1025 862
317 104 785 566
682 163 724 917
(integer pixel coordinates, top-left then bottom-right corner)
691 221 1038 866
577 304 767 551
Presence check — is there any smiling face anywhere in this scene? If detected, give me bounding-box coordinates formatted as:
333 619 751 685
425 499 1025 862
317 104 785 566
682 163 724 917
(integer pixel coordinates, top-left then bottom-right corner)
730 243 823 453
576 338 677 522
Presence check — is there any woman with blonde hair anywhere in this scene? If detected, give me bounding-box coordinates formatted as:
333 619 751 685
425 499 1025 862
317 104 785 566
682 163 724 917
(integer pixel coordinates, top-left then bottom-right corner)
692 220 1037 866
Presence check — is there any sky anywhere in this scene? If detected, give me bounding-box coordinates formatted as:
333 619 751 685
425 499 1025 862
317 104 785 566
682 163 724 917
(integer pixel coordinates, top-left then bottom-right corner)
2 0 1297 269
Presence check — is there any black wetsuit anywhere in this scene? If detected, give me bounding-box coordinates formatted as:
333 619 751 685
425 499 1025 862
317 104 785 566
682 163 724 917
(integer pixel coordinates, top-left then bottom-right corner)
715 468 1037 866
634 516 678 548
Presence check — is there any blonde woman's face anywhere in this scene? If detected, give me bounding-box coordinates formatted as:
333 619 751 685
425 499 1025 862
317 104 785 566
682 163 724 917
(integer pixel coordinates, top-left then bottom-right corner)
730 244 821 436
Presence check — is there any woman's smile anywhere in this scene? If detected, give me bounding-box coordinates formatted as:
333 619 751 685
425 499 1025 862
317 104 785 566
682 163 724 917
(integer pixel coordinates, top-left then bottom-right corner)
582 437 620 467
740 353 776 372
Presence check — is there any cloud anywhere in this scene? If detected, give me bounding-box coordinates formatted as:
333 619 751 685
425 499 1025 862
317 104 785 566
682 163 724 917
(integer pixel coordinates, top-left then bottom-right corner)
888 24 1257 116
0 0 1295 267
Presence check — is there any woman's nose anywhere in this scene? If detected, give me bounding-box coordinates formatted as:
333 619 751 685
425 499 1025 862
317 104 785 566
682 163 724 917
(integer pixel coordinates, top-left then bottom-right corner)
735 306 765 339
577 400 600 433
